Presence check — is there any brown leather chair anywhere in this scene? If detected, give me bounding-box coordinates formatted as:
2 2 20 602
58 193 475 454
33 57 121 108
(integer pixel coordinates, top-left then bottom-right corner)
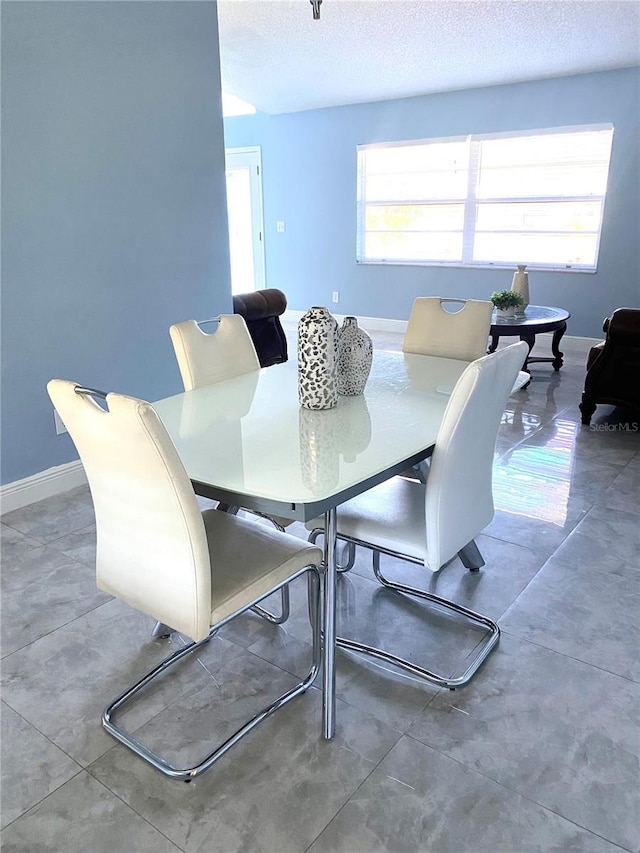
232 288 288 368
580 308 640 424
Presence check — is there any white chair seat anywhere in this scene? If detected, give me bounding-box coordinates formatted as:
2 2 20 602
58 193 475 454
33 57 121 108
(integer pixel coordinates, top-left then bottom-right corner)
205 509 320 624
306 477 427 563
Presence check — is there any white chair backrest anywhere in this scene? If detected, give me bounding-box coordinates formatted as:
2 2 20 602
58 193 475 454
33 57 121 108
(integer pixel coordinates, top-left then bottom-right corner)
403 297 493 361
424 341 528 571
47 380 212 642
169 315 260 391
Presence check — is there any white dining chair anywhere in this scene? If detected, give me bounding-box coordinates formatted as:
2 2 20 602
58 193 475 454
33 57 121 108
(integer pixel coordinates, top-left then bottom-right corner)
169 314 259 391
169 315 294 624
401 297 495 484
403 297 493 361
306 341 528 690
47 379 322 781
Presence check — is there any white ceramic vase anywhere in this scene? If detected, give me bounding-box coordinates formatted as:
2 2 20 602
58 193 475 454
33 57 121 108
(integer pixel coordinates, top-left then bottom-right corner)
336 317 373 396
298 306 338 410
511 265 530 311
497 307 517 320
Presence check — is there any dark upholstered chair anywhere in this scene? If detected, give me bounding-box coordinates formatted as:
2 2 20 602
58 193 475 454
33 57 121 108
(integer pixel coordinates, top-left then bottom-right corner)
580 308 640 425
232 289 288 368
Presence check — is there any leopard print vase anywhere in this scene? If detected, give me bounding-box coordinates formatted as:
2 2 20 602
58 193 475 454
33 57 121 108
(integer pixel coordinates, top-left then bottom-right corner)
337 316 373 396
298 306 338 410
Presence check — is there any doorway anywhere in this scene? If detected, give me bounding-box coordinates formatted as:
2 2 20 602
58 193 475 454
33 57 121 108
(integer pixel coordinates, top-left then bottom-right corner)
225 147 266 295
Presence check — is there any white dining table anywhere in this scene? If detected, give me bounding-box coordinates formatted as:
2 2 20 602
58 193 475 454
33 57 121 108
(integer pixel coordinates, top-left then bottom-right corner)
153 349 509 739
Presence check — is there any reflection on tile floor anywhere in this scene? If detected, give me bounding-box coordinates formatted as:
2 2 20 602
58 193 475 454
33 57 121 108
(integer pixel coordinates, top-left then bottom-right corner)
2 330 639 852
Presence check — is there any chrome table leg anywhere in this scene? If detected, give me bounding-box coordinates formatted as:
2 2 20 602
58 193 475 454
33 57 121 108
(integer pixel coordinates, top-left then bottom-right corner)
322 507 337 739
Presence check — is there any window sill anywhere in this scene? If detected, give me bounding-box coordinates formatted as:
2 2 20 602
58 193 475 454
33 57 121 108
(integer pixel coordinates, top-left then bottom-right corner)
356 259 597 274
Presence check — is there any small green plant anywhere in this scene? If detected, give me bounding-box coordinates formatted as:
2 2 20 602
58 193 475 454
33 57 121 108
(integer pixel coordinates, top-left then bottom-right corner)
490 290 524 310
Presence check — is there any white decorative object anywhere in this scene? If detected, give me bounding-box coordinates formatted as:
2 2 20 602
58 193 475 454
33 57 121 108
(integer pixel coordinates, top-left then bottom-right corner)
496 308 517 320
298 306 338 410
336 317 373 396
511 265 530 312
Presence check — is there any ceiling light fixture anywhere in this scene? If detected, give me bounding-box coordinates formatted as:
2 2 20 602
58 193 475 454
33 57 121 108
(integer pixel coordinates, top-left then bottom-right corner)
310 0 322 20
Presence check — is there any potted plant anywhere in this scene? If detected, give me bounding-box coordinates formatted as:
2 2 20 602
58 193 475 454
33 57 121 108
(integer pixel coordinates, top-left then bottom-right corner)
491 290 524 319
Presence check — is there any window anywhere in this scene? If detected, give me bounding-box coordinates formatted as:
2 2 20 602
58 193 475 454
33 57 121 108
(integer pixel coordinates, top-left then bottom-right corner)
356 124 614 271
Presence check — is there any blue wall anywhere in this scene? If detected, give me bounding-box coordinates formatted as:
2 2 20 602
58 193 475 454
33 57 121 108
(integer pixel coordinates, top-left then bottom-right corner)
1 1 232 484
224 68 640 336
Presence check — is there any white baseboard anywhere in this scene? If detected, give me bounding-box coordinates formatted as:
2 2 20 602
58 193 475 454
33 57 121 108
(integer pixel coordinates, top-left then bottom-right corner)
1 460 87 515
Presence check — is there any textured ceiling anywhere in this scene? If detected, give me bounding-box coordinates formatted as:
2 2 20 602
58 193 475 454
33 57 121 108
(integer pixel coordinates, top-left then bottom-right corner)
217 0 640 115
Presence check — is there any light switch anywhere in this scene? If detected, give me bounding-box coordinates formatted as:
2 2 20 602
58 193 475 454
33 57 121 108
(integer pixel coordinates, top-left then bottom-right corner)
276 221 286 233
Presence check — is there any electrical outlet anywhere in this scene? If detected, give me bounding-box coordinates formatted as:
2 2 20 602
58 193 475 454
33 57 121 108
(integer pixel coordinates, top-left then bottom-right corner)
53 408 67 435
332 291 339 303
276 221 286 233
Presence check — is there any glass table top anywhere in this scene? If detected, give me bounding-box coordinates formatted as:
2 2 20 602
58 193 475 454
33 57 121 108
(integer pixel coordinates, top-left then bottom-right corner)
153 350 469 518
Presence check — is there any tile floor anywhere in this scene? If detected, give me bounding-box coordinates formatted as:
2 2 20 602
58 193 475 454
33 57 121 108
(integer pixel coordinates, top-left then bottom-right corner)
2 330 639 853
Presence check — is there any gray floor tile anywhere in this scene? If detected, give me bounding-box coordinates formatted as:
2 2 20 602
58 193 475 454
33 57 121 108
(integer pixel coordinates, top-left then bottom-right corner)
348 532 547 622
496 409 551 453
332 571 489 668
1 702 81 829
602 456 640 513
1 544 110 657
326 649 439 732
1 585 332 767
0 772 180 852
481 503 587 561
307 735 622 853
1 485 94 543
494 417 624 503
307 568 489 683
569 425 640 466
90 688 401 853
553 517 640 573
1 599 243 767
47 523 96 566
408 635 640 850
220 574 439 733
570 502 640 568
0 524 41 560
97 642 315 772
501 554 640 681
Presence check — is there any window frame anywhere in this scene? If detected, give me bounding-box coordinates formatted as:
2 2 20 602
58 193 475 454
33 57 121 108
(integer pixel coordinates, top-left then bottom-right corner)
356 123 614 273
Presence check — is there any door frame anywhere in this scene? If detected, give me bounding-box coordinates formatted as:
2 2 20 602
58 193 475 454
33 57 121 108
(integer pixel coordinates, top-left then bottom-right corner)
225 146 266 293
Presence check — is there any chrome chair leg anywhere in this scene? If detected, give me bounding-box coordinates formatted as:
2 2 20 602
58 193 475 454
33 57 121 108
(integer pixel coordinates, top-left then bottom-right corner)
252 584 290 625
250 514 291 623
309 528 356 573
335 543 499 691
219 504 292 625
151 621 173 639
307 567 320 629
103 566 321 781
